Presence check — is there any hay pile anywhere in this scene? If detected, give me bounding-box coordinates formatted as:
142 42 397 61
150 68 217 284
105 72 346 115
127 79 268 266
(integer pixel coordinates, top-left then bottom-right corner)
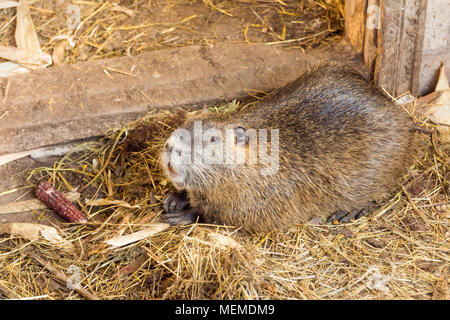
0 96 448 300
0 0 447 301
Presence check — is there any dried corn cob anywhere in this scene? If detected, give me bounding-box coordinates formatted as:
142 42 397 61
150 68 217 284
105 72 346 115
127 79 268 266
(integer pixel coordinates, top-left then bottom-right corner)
35 181 87 223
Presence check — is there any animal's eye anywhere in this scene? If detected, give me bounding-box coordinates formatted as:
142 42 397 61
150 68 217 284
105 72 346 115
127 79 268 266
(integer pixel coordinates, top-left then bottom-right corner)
210 136 217 142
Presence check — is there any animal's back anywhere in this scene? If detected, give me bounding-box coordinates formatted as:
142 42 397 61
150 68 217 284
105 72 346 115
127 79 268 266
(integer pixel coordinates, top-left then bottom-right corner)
242 64 416 222
161 63 417 233
228 64 415 229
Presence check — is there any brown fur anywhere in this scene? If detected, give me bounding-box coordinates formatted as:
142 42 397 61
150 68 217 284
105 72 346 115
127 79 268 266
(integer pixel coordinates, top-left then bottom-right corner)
162 63 417 233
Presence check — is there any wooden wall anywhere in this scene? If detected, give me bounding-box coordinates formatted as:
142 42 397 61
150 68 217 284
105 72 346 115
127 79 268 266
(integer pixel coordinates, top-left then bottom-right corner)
345 0 450 97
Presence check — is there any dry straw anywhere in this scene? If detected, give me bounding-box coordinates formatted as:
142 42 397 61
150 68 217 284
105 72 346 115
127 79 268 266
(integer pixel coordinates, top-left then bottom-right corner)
0 0 344 65
0 1 447 300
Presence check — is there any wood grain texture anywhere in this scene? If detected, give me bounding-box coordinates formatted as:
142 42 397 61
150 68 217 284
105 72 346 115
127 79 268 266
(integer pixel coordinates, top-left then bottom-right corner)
363 0 379 73
345 0 367 54
345 0 446 96
0 43 330 155
374 0 427 96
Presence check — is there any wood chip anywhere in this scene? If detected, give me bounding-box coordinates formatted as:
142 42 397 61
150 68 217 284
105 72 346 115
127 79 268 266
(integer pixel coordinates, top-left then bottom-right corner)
15 0 41 53
0 222 74 250
0 1 19 9
85 198 140 209
10 0 51 69
0 45 51 67
105 223 170 248
209 232 243 250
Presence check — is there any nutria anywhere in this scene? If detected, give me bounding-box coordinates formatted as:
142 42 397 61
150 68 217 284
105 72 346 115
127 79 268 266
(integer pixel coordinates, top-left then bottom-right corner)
160 63 417 233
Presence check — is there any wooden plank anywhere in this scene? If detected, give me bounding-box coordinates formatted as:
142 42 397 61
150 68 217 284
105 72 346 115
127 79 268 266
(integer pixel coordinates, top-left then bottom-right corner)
374 0 427 97
0 43 328 155
363 0 379 73
345 0 446 96
416 0 450 95
345 0 367 54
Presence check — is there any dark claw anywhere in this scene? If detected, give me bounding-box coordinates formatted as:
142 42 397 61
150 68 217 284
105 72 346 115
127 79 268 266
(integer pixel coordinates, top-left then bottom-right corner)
327 211 348 223
338 210 360 223
328 204 371 224
164 209 198 225
162 192 201 226
355 205 370 219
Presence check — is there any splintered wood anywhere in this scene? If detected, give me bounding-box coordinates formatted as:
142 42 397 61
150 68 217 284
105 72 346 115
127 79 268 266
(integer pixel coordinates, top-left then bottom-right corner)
0 0 51 76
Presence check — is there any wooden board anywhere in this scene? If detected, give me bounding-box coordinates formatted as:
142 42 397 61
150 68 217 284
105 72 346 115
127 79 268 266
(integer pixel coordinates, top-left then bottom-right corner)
416 0 450 95
374 0 427 97
344 0 366 54
0 43 333 155
345 0 449 97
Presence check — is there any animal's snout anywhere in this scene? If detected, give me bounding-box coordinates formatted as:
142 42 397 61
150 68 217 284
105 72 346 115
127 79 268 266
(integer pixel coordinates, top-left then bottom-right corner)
165 141 182 157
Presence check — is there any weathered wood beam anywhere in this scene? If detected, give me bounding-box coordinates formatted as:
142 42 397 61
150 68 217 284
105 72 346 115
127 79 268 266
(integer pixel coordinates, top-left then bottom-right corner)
345 0 449 97
374 0 428 97
416 0 450 95
0 43 326 155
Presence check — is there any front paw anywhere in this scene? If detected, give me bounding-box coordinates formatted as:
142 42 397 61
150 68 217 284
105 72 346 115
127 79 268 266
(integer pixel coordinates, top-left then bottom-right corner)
162 192 200 226
163 191 190 213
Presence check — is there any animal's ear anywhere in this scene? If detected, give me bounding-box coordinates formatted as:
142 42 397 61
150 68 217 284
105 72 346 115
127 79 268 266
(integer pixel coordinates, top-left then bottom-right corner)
234 126 248 145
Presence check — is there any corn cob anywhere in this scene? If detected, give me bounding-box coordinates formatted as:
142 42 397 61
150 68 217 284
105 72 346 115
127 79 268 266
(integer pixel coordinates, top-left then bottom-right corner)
35 181 87 223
